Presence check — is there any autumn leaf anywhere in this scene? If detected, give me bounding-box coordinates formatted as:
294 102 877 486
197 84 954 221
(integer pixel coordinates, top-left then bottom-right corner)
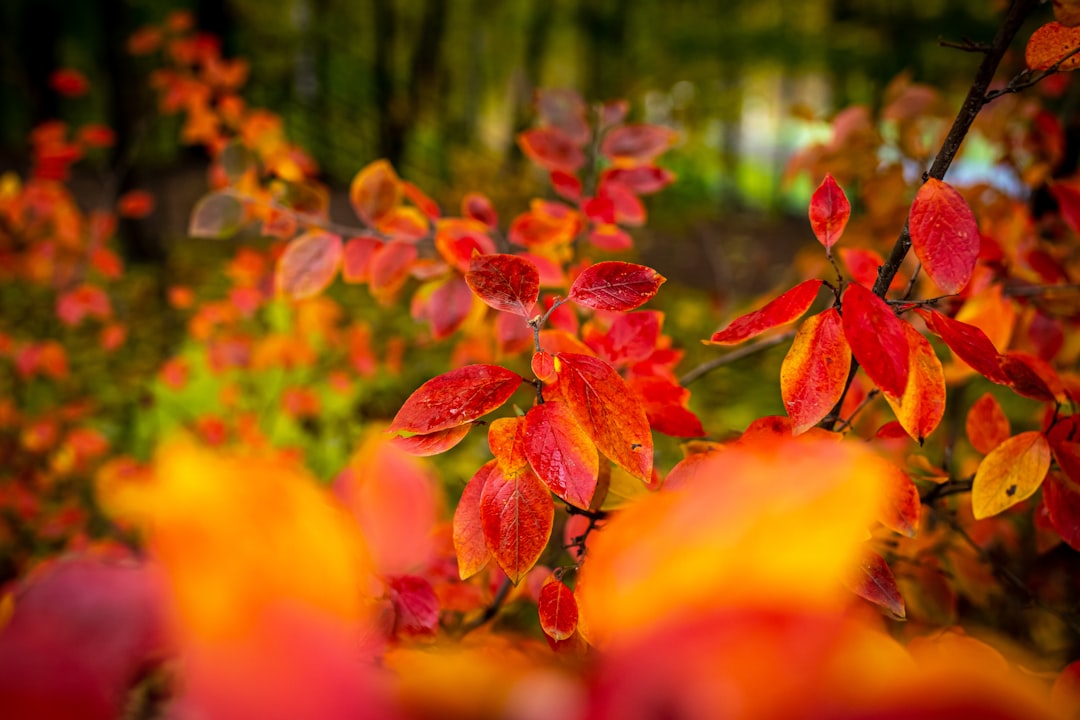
908 178 979 295
600 124 677 164
189 191 244 239
568 261 666 312
602 166 677 195
881 322 945 443
453 462 494 580
390 424 472 457
1025 21 1080 71
999 351 1066 403
971 431 1052 519
918 309 1009 384
388 575 439 637
707 279 823 345
780 309 851 435
554 352 652 482
841 283 910 398
488 416 530 478
462 193 498 229
808 174 851 252
479 464 554 584
275 230 343 300
389 365 523 435
524 401 599 509
518 127 585 173
842 550 906 620
349 159 400 224
1043 472 1080 551
537 578 578 641
966 392 1010 455
532 350 556 382
465 253 540 318
117 189 155 219
368 241 418 295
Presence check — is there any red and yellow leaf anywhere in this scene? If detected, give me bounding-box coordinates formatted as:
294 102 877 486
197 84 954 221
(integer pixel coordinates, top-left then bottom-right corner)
707 279 822 345
842 550 906 620
918 309 1009 384
368 241 418 295
841 283 910 398
453 461 494 580
349 159 400 224
568 261 666 312
554 352 652 482
389 365 523 435
971 431 1052 519
532 350 556 383
1025 21 1080 71
965 392 1010 455
908 178 979 295
537 578 578 641
488 417 530 478
780 309 851 436
878 458 920 537
524 401 599 509
808 173 851 251
465 253 540 318
600 124 677 164
1044 472 1080 550
518 127 585 173
275 230 343 300
479 464 554 584
390 424 472 457
882 322 945 443
341 235 382 284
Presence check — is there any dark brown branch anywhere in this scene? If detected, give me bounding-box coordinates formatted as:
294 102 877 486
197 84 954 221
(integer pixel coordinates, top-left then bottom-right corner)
458 576 514 635
984 44 1080 102
939 37 992 53
919 477 973 504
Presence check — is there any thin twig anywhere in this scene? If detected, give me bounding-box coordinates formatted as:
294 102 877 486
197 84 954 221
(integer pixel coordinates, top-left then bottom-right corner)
984 44 1080 103
458 576 514 635
920 477 973 504
939 37 992 53
680 330 796 386
1003 282 1080 297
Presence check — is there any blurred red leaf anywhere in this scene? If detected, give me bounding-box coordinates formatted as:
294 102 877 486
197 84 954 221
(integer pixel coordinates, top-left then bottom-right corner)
602 166 676 195
568 261 665 312
368 241 417 295
708 279 822 345
881 321 945 443
908 178 979 294
808 173 850 251
462 193 498 229
550 170 583 201
401 180 440 220
600 124 677 164
421 275 474 340
879 460 920 537
780 309 850 435
1044 472 1080 550
388 575 439 637
518 127 585 173
524 400 599 509
972 431 1052 519
117 189 155 218
479 464 554 584
843 550 906 620
275 230 343 300
465 253 540 318
629 375 706 438
341 235 383 284
389 364 522 435
587 224 634 251
50 68 89 97
453 461 494 580
966 392 1010 455
537 578 578 641
56 284 112 326
349 159 400 224
998 351 1066 403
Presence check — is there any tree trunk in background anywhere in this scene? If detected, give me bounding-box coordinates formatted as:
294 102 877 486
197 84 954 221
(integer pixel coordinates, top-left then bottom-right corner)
19 1 60 129
372 0 403 166
578 0 629 102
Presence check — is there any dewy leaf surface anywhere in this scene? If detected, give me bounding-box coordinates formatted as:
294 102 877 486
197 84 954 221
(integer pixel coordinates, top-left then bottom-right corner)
708 279 823 345
908 178 979 295
524 400 599 509
971 431 1051 519
453 461 494 580
841 283 910 398
479 465 554 584
882 321 945 443
568 262 666 312
275 230 343 300
488 416 530 478
389 365 522 435
808 173 851 251
465 253 540 318
537 578 579 641
554 352 652 482
780 309 851 435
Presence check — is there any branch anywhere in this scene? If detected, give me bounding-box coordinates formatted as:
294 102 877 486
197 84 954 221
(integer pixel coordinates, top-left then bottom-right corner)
457 576 514 635
920 477 973 504
939 37 992 53
1003 282 1080 297
983 44 1080 103
680 330 795 386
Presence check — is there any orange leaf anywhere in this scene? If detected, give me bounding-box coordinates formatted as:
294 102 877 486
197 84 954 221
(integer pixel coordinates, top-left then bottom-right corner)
568 261 666 312
537 578 578 641
341 235 383 284
879 459 920 537
189 191 244 239
971 431 1052 519
368 241 417 295
389 364 523 435
117 189 155 219
275 231 343 300
488 417 530 478
908 178 979 295
708 279 822 345
841 283 910 398
390 424 472 457
479 464 554 584
401 180 440 220
518 127 585 173
600 124 677 164
465 253 540 318
434 218 496 273
808 173 850 251
780 309 851 435
918 308 1009 384
1025 21 1080 71
555 352 652 482
842 550 906 620
532 350 556 382
349 159 400 224
966 392 1010 455
453 462 494 580
881 322 945 443
524 401 599 509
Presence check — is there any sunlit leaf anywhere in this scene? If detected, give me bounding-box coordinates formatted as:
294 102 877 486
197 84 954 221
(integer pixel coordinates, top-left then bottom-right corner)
971 431 1052 519
465 253 540 318
524 400 599 509
488 416 530 478
389 365 523 435
1025 21 1080 71
555 352 652 482
842 550 906 620
275 230 343 300
453 461 494 580
537 578 578 641
568 261 665 312
532 350 556 382
908 178 979 294
878 458 920 537
841 283 910 398
708 279 822 345
479 464 554 584
966 392 1010 455
349 159 400 224
780 309 851 435
881 322 945 443
189 191 244 239
390 424 472 457
808 173 850 252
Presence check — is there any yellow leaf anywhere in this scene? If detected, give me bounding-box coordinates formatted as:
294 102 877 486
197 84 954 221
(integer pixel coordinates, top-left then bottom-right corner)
971 431 1051 519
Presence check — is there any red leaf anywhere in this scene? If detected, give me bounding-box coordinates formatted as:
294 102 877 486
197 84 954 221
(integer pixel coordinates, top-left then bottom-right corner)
598 179 646 226
537 578 578 641
56 284 112 326
368 241 418 295
569 261 666 312
971 431 1052 519
117 189 155 218
524 401 599 509
462 193 498 230
465 253 540 318
918 309 1009 384
275 230 343 300
587 311 662 367
518 127 586 173
555 352 652 482
838 247 892 290
1044 472 1080 550
550 170 583 201
341 235 382 284
602 166 676 195
600 124 677 164
1025 21 1080 71
843 550 906 620
425 275 474 339
349 159 400 224
1051 438 1080 485
453 462 494 580
908 178 979 294
479 464 554 584
401 180 440 220
808 173 851 251
708 279 823 345
999 351 1065 403
50 68 89 97
780 309 851 435
389 364 523 435
390 424 472 457
489 416 531 478
881 321 945 443
628 375 706 438
388 575 439 637
841 284 909 397
587 224 634 251
966 392 1010 455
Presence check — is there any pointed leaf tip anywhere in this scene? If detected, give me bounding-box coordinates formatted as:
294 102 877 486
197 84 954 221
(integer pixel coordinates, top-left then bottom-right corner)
569 261 665 312
808 173 851 251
